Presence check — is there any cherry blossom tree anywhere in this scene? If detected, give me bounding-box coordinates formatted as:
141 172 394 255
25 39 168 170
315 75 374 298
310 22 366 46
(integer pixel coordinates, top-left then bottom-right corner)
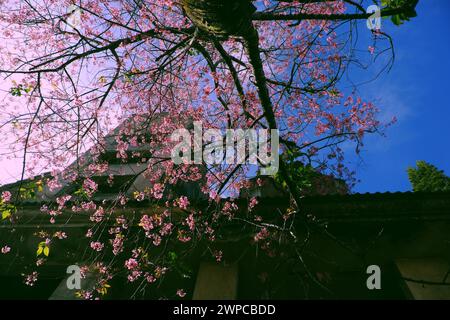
0 0 419 299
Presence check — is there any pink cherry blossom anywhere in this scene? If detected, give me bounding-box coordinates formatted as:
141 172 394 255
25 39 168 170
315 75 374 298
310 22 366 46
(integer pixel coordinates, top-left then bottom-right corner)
177 230 192 243
160 223 173 236
90 241 104 252
139 215 154 232
1 246 11 254
176 196 190 210
145 274 156 283
134 192 145 202
90 206 105 223
36 258 45 266
24 272 38 287
150 183 164 199
127 270 142 282
1 191 11 203
248 197 258 211
111 234 124 256
152 235 162 246
213 250 223 262
47 179 62 192
176 289 186 298
56 195 72 209
254 228 270 242
125 258 139 270
185 214 195 231
83 178 98 197
53 231 67 240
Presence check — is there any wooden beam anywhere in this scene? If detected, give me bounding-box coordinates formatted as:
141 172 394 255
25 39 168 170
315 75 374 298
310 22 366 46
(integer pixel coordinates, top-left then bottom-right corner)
193 262 238 300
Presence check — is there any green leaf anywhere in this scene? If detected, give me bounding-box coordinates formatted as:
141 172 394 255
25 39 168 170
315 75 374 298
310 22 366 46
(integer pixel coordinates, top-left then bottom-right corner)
391 14 403 26
2 210 11 220
37 241 49 257
10 87 22 97
168 251 178 262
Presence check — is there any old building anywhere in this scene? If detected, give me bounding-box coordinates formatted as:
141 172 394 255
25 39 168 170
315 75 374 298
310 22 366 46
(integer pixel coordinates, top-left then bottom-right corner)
1 121 449 300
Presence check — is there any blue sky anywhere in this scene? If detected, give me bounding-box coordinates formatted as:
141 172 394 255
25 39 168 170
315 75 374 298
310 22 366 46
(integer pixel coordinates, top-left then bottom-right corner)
347 0 450 193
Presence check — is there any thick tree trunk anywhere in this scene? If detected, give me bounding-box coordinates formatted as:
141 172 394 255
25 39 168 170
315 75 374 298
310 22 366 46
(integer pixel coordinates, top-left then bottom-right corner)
181 0 256 38
243 27 305 210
